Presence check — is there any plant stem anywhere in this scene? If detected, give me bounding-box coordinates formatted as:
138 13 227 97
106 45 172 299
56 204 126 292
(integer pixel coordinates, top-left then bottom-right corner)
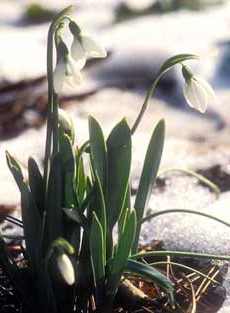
44 5 73 189
131 72 162 135
52 92 59 155
44 21 54 191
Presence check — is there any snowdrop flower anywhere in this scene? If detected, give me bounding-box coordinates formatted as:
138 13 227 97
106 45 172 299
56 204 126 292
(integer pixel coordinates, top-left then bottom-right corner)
182 64 215 113
69 21 107 68
125 0 155 10
53 39 82 94
57 253 75 285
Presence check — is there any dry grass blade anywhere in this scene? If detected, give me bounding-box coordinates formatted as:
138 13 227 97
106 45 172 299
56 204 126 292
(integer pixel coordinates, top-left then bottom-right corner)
195 266 216 299
196 267 220 302
182 274 197 313
149 261 219 284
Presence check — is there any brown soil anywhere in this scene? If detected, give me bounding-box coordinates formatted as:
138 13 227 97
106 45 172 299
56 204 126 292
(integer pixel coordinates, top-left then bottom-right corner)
198 164 230 192
0 241 227 313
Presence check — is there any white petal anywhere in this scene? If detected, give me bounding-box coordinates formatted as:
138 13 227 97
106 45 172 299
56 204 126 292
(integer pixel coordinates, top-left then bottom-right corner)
194 76 216 103
53 62 66 94
183 80 208 113
57 254 75 285
125 0 153 10
81 35 107 58
67 58 83 85
71 39 87 69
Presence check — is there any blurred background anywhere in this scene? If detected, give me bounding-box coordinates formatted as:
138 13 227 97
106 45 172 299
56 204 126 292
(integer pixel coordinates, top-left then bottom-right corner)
1 0 230 210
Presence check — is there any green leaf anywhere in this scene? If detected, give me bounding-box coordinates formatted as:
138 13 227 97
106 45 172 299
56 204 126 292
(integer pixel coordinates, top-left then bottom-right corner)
107 209 136 297
45 153 63 250
133 119 165 252
6 151 24 185
106 119 132 229
126 259 174 305
159 54 198 75
89 116 107 191
90 212 105 283
118 185 131 238
28 157 44 216
113 208 136 273
59 132 76 208
6 152 42 272
94 172 107 244
76 152 86 205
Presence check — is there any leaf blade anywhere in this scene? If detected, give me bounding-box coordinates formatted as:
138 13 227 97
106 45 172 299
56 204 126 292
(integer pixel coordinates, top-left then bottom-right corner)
106 119 132 229
90 212 105 283
133 119 165 252
89 116 107 191
126 259 174 305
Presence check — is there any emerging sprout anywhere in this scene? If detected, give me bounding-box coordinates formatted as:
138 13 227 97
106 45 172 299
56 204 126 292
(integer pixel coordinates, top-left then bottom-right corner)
57 253 75 286
182 64 215 113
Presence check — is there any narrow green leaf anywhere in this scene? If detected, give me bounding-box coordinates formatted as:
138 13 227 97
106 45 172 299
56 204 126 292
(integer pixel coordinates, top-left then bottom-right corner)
106 119 132 228
118 184 131 238
94 173 107 247
89 116 107 191
107 209 136 297
113 208 136 273
132 250 230 262
90 212 105 283
59 132 76 208
6 152 42 272
141 208 230 228
76 152 86 205
133 119 165 252
126 259 174 305
45 153 63 250
6 151 24 185
159 54 198 75
159 168 220 198
28 157 44 216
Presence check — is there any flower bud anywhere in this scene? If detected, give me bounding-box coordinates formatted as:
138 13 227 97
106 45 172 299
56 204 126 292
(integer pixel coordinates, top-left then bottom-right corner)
57 253 75 286
58 109 75 144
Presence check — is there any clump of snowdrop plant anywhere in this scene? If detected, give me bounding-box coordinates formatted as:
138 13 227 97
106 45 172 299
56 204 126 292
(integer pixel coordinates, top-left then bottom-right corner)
1 5 230 313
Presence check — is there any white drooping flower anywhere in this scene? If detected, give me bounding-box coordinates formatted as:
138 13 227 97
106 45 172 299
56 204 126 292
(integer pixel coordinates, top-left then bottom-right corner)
53 22 107 94
125 0 156 10
57 253 75 285
53 55 82 94
182 65 215 113
69 21 107 67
